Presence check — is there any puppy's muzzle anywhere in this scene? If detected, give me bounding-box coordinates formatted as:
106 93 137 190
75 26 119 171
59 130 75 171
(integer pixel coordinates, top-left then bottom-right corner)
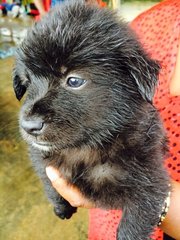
21 118 44 136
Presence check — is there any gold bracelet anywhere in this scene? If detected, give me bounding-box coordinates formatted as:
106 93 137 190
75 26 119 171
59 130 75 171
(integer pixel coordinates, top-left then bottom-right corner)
157 190 171 226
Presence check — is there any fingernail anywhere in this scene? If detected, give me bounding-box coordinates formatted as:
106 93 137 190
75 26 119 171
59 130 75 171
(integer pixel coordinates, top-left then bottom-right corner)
46 166 59 181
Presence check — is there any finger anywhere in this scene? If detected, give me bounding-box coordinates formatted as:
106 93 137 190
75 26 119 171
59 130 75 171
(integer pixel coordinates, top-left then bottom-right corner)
46 166 94 208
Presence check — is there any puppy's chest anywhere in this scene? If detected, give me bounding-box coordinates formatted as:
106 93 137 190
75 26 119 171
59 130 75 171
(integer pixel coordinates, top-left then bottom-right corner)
44 147 123 186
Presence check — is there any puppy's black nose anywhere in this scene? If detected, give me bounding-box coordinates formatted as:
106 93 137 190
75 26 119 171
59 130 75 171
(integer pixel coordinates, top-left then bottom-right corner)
21 119 44 136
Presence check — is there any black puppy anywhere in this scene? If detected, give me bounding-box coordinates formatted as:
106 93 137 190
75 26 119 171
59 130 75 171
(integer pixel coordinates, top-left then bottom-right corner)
13 1 170 239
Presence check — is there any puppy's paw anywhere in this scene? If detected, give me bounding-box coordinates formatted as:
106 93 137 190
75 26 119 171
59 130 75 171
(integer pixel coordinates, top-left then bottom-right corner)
54 205 77 219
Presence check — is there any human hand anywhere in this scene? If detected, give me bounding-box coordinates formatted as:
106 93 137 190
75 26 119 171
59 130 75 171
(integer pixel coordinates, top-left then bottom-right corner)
46 166 95 208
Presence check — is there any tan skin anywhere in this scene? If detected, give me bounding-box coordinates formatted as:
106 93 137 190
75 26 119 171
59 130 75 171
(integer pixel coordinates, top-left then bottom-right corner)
169 37 180 96
33 0 47 18
162 38 180 238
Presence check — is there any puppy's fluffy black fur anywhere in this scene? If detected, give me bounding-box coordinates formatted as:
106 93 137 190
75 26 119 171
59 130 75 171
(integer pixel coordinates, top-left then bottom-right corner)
13 1 170 239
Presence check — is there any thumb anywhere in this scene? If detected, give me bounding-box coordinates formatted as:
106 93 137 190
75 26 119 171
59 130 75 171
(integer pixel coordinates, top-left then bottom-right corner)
46 166 67 192
46 166 60 182
46 166 94 208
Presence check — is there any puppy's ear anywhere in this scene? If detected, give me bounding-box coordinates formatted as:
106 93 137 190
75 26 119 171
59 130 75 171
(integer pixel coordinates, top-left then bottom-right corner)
130 51 160 103
12 73 27 101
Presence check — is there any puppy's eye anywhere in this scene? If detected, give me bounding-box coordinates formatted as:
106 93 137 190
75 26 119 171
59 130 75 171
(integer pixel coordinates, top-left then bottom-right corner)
67 77 86 88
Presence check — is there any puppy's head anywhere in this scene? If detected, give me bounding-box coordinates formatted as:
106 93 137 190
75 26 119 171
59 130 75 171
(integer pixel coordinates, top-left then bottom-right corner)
13 0 160 151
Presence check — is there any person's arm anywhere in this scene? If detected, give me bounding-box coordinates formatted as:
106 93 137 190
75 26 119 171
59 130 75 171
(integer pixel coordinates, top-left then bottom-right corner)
160 180 180 239
169 39 180 96
33 0 47 18
46 167 180 239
